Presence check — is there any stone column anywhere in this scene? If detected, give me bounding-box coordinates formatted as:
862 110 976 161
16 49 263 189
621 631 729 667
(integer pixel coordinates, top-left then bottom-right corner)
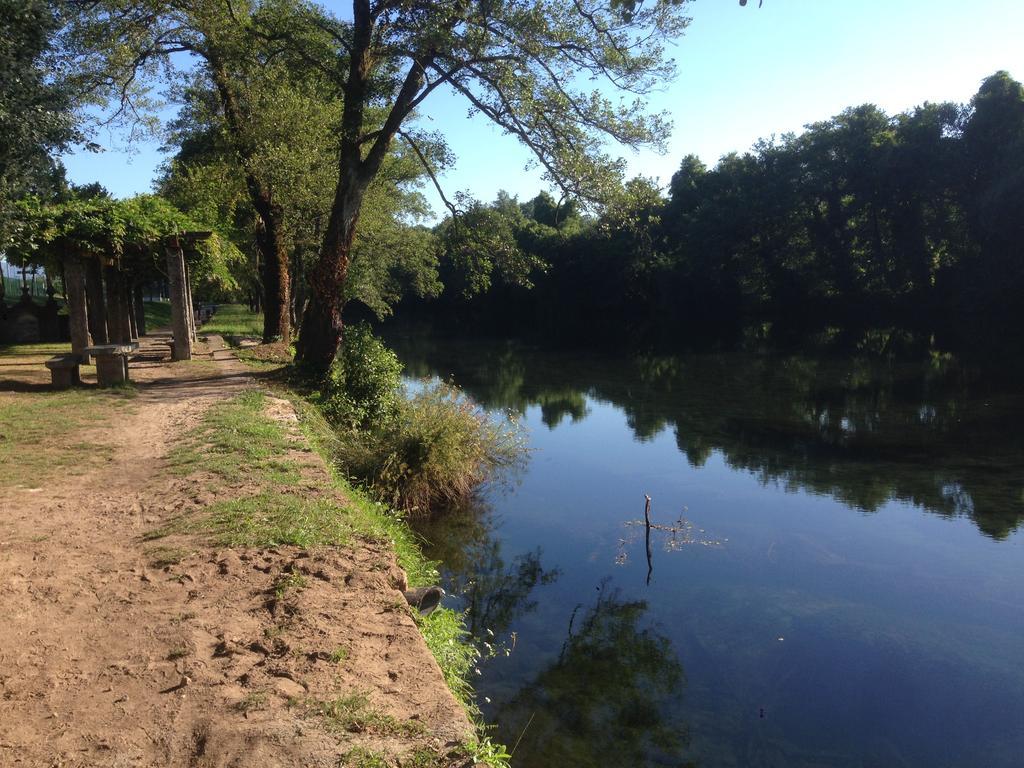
165 242 192 360
63 256 92 363
84 258 108 344
126 278 139 341
104 264 130 344
133 284 147 336
183 257 197 342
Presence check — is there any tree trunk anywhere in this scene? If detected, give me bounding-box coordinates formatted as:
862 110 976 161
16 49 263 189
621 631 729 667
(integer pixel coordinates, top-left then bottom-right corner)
207 56 290 345
295 192 362 376
253 201 290 343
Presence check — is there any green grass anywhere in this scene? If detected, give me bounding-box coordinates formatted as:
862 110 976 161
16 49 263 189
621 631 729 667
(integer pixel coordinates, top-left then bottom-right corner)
417 607 480 711
0 341 73 356
146 544 193 568
288 395 441 588
203 493 352 548
0 389 134 487
340 748 390 768
143 300 172 330
168 390 299 483
200 304 264 339
310 692 425 737
236 691 270 714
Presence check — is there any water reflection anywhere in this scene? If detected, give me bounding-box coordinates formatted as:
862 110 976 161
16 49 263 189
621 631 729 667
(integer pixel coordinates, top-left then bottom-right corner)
494 579 691 768
414 501 560 639
389 331 1023 539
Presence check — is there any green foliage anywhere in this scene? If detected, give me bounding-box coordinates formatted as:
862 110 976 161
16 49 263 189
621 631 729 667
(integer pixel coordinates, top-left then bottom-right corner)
3 193 241 293
335 381 526 516
315 324 403 432
437 198 548 299
424 71 1024 347
0 0 78 237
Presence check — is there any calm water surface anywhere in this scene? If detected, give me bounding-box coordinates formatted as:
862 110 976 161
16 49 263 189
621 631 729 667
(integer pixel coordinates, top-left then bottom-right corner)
385 330 1024 768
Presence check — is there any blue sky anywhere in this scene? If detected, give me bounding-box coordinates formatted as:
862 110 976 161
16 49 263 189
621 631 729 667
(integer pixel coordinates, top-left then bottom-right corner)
61 0 1024 214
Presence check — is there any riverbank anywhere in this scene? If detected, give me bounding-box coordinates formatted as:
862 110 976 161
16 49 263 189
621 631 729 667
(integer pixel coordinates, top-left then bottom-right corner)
0 331 490 767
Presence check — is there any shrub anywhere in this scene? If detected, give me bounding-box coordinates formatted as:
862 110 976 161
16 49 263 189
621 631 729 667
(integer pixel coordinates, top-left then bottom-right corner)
316 324 403 431
337 381 526 515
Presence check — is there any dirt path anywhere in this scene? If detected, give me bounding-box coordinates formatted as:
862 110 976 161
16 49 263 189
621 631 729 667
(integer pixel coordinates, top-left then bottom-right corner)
0 335 472 767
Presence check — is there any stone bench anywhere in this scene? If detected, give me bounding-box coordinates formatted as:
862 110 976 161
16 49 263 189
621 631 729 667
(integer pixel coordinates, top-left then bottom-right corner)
45 355 81 390
83 344 136 386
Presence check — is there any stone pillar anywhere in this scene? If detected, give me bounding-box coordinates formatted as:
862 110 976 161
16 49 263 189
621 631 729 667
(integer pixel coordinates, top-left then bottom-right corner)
63 256 92 363
165 242 192 360
104 265 130 344
84 258 108 344
183 258 197 342
133 284 147 336
126 279 139 341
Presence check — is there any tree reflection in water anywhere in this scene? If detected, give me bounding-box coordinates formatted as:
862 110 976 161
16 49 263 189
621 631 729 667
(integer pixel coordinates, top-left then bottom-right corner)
495 579 692 768
413 499 560 640
388 328 1024 539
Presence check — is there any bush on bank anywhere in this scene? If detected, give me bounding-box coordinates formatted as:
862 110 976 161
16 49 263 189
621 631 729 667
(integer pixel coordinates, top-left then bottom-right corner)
311 324 525 517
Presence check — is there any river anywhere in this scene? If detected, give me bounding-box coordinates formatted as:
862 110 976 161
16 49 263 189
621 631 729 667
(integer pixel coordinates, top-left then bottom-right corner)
383 328 1024 768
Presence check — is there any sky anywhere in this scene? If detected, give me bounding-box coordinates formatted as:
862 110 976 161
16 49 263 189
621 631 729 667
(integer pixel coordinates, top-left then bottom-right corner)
60 0 1024 215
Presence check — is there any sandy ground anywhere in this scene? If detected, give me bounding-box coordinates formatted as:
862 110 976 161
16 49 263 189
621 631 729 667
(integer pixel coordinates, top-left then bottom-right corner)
0 333 472 767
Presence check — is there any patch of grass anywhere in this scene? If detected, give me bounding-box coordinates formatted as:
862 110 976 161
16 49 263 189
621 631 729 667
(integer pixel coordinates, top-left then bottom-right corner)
168 390 297 482
146 545 191 568
417 608 480 712
142 300 172 330
272 571 308 598
340 748 389 768
0 341 72 356
166 645 190 661
0 389 136 488
328 646 350 663
236 690 269 714
312 693 425 737
200 304 264 339
203 492 353 548
289 396 440 588
334 381 526 516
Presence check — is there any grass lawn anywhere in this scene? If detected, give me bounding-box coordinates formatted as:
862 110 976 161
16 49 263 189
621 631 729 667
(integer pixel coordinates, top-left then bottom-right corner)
143 300 172 330
200 304 264 339
0 388 135 488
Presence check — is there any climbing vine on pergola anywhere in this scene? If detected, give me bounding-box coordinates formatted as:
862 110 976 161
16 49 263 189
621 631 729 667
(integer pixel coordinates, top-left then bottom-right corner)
4 194 240 360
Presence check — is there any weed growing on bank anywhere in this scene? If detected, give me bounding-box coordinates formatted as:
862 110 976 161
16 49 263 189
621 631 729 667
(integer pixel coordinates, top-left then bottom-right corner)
308 324 526 516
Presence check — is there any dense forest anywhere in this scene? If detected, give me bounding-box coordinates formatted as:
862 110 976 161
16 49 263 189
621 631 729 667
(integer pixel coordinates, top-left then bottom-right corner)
399 71 1024 355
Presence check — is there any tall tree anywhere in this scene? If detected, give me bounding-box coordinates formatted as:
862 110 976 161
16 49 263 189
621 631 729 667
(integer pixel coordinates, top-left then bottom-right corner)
67 0 336 341
288 0 692 375
0 0 79 242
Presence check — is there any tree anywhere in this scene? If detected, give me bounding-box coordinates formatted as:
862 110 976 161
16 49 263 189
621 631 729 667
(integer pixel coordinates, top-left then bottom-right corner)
66 0 340 342
0 0 80 242
288 0 693 375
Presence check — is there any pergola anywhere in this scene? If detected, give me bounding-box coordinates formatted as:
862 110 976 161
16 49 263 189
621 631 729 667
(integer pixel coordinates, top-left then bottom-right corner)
61 232 209 365
5 195 237 380
61 231 210 364
3 196 237 385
